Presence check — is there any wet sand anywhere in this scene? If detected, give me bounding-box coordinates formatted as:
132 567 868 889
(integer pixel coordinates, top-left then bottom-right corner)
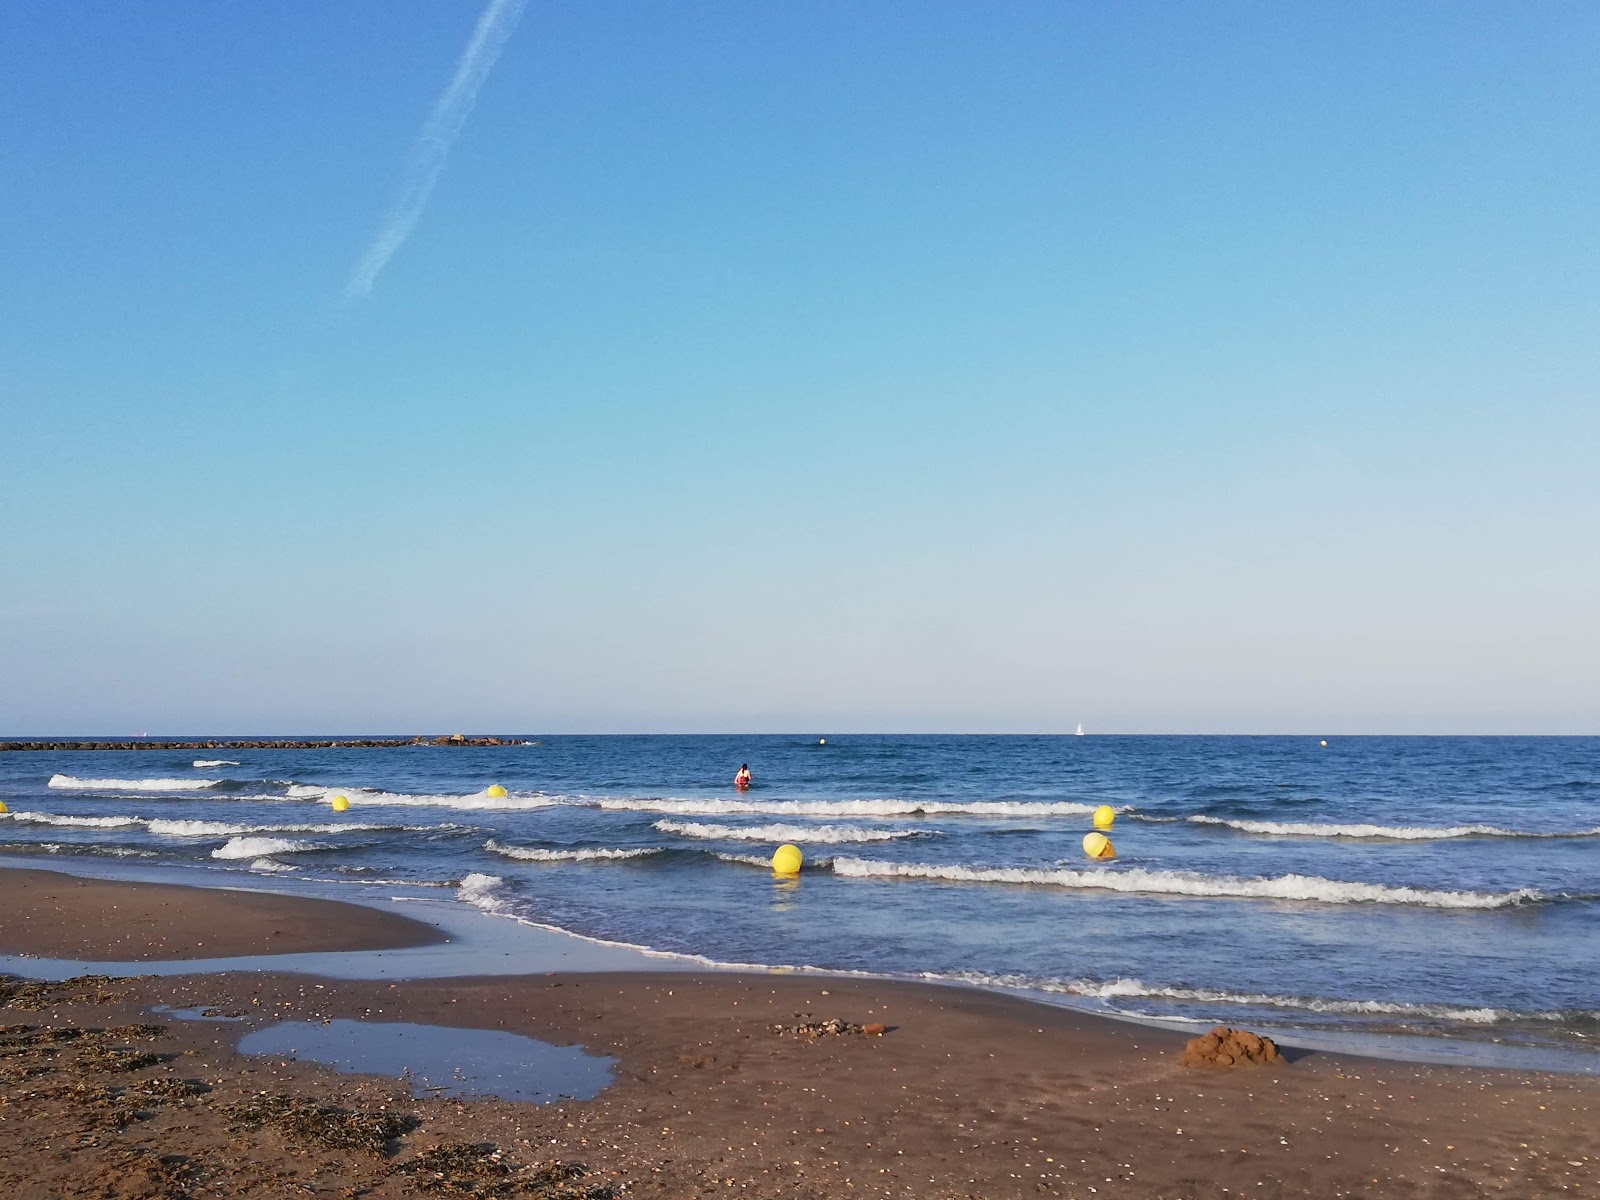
1 870 1596 1198
0 867 444 959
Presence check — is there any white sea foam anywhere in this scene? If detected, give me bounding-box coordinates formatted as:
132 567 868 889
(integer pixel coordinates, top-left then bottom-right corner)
3 812 141 828
290 784 556 811
210 836 327 861
1188 815 1600 840
711 850 807 869
596 797 1101 818
922 970 1573 1026
248 857 299 873
483 839 661 863
48 774 219 792
654 819 922 844
192 760 240 768
457 872 510 914
826 857 1544 909
2 811 424 837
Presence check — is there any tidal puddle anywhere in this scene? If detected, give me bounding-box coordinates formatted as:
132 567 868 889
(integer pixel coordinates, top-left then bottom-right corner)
150 1004 246 1022
236 1018 615 1103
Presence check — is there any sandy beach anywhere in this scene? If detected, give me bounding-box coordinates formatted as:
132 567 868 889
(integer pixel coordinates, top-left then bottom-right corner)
0 868 1595 1198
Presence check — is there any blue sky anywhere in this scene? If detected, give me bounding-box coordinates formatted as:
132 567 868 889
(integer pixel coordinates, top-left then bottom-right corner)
2 2 1596 734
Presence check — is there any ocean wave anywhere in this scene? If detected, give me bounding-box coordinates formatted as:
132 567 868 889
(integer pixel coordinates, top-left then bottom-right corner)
192 760 239 768
1188 815 1600 841
826 857 1546 909
595 797 1103 818
653 819 923 844
48 774 220 792
483 839 662 863
925 970 1600 1027
711 850 814 869
1 811 431 837
248 857 298 873
210 836 329 861
1 841 158 859
2 812 140 828
289 784 557 811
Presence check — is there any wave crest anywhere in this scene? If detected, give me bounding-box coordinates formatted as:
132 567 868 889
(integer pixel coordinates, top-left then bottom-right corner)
597 797 1101 818
1189 815 1600 841
483 839 661 863
826 857 1545 909
49 774 219 792
210 836 328 860
654 819 921 844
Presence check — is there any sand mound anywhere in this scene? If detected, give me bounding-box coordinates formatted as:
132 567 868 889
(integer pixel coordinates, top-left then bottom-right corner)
1180 1025 1283 1068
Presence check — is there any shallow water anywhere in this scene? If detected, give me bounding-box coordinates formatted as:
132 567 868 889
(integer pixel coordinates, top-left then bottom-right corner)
235 1018 614 1103
3 735 1597 1060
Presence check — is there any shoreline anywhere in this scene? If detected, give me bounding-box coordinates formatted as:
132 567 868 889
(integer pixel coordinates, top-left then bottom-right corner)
3 861 1593 1077
2 866 1597 1196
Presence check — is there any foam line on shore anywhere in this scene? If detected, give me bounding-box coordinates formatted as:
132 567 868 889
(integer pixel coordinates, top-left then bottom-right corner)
923 970 1600 1028
826 857 1547 908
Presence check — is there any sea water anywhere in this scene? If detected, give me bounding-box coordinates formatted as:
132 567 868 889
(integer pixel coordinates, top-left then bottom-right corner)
2 735 1596 1059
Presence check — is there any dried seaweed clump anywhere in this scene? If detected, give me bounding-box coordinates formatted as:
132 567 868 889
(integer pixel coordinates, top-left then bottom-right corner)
225 1092 416 1157
0 974 128 1011
80 1046 163 1072
392 1143 613 1197
771 1015 887 1038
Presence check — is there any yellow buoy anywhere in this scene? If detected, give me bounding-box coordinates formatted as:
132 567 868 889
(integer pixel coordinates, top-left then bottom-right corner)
330 794 350 813
819 738 826 746
486 784 508 798
771 843 803 875
0 800 8 814
1082 832 1115 860
1320 740 1328 747
1092 805 1115 830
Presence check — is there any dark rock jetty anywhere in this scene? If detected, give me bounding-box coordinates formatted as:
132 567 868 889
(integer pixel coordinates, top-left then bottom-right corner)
0 735 523 753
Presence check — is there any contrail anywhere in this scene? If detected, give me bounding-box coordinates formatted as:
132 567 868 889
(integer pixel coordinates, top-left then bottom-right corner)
344 0 528 301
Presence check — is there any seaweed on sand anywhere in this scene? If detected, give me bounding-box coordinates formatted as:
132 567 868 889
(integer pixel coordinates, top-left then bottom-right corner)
224 1092 418 1157
391 1142 614 1197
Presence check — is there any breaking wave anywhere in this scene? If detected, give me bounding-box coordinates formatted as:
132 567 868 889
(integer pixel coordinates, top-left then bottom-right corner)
210 836 330 861
1188 815 1600 841
48 774 220 792
288 784 557 811
483 839 662 863
595 797 1102 818
653 819 922 844
192 760 239 768
925 971 1600 1027
826 857 1547 909
1 811 426 837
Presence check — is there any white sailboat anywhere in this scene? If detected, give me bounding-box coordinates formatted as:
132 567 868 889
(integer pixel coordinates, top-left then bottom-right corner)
1075 722 1084 736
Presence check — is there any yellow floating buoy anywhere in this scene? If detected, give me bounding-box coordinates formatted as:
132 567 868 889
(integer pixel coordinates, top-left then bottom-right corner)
330 794 350 813
771 843 803 875
485 784 508 798
1320 740 1328 747
819 738 826 746
0 800 8 814
1092 805 1115 830
1082 832 1115 860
